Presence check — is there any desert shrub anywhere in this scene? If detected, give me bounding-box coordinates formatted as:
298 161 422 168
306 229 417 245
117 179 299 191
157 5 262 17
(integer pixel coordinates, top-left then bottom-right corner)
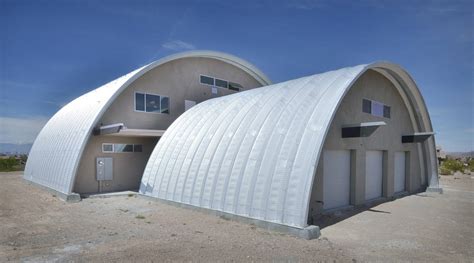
440 159 464 174
468 159 474 172
0 157 19 172
439 166 452 175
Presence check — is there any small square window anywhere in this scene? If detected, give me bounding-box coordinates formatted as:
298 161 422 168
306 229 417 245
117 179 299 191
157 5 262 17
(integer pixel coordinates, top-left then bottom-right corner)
102 144 113 152
215 79 228 88
200 75 214 85
145 94 160 113
135 93 145 111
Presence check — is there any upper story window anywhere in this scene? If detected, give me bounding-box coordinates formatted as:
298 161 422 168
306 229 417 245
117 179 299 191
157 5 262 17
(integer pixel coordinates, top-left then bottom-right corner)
200 75 214 85
199 75 243 92
363 98 391 118
135 92 170 114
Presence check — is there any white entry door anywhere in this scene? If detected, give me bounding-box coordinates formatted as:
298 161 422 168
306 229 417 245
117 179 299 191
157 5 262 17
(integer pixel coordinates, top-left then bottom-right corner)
394 152 406 193
365 150 383 201
323 150 351 210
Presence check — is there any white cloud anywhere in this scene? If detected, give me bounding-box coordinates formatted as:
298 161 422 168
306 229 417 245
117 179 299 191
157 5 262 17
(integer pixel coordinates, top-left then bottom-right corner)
0 117 49 144
162 40 196 51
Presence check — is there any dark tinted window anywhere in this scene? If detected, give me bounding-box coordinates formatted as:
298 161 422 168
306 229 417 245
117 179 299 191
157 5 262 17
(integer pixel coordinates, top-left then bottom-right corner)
135 93 145 111
114 144 133 152
200 75 214 85
228 82 242 91
383 105 391 118
134 144 143 152
215 79 228 88
145 94 160 113
362 99 371 113
160 96 169 114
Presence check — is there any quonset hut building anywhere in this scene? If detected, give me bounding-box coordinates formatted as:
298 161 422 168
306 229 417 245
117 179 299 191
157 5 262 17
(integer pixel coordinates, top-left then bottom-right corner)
25 51 440 239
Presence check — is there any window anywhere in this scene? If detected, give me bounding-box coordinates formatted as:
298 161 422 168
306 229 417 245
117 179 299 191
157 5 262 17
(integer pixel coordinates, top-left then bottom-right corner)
135 93 145 111
145 94 160 113
362 99 371 114
228 82 242 91
114 144 133 153
135 92 170 114
199 75 243 92
102 143 143 153
372 101 384 117
133 144 142 152
362 98 391 119
215 78 228 88
160 96 169 114
200 75 214 85
383 105 391 118
102 144 113 153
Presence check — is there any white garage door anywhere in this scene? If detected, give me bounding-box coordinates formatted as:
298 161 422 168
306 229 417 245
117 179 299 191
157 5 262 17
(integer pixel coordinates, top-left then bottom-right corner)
394 152 406 193
323 150 351 210
365 150 383 201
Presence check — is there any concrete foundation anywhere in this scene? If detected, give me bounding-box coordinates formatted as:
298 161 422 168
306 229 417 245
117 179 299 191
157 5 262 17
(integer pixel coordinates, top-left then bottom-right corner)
139 194 321 240
25 179 81 202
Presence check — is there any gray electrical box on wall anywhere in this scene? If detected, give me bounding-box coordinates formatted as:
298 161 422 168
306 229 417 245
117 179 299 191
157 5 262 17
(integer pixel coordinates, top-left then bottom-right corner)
96 157 113 181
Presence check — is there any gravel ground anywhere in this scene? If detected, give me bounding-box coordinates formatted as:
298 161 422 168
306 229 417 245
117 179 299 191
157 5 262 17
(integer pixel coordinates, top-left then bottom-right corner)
0 171 472 262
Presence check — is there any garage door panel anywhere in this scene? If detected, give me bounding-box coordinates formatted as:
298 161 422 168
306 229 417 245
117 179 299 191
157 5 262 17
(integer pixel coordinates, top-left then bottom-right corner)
394 152 406 193
365 150 383 201
323 150 350 210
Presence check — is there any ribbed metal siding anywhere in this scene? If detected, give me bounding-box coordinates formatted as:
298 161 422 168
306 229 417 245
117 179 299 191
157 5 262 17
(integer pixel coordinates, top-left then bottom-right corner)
24 69 142 194
140 62 439 228
140 65 367 227
24 50 272 195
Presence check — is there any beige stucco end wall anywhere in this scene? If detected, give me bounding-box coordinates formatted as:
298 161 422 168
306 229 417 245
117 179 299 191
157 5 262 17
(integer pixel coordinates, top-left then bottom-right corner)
100 57 263 130
309 70 423 219
74 57 264 194
73 136 158 194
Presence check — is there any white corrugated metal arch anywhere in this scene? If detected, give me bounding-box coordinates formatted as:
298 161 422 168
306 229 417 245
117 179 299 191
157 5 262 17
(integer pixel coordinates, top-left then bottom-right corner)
24 51 271 195
139 62 439 228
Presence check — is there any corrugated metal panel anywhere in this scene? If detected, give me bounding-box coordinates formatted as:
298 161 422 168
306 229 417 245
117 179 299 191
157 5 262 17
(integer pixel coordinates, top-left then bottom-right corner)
24 69 142 194
24 51 271 195
140 62 439 228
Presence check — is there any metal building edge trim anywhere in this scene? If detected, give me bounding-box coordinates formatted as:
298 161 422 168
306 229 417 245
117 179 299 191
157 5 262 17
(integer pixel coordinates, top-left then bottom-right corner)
138 194 320 240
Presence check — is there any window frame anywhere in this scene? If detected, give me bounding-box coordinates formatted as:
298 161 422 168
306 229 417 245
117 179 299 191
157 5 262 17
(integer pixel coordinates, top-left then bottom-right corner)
102 143 144 153
199 75 215 86
134 91 170 115
215 78 228 89
199 74 243 92
102 143 114 153
362 98 391 119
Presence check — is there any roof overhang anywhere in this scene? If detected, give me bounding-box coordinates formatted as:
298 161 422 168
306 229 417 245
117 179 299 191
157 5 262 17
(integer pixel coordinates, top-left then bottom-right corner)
402 132 435 143
341 121 386 138
105 128 165 137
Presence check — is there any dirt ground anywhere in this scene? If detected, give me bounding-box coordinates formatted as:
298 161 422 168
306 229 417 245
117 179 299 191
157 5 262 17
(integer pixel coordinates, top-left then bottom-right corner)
1 172 472 262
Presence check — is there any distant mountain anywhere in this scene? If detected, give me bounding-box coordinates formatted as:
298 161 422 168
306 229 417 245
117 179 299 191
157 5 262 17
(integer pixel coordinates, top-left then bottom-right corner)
0 143 33 155
446 152 474 158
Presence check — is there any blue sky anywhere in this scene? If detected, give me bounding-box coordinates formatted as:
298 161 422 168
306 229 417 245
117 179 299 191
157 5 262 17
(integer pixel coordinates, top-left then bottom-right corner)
0 0 472 152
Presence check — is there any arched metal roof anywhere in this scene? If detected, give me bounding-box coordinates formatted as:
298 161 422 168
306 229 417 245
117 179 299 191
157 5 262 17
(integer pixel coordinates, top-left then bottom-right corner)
139 62 438 228
24 51 272 195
